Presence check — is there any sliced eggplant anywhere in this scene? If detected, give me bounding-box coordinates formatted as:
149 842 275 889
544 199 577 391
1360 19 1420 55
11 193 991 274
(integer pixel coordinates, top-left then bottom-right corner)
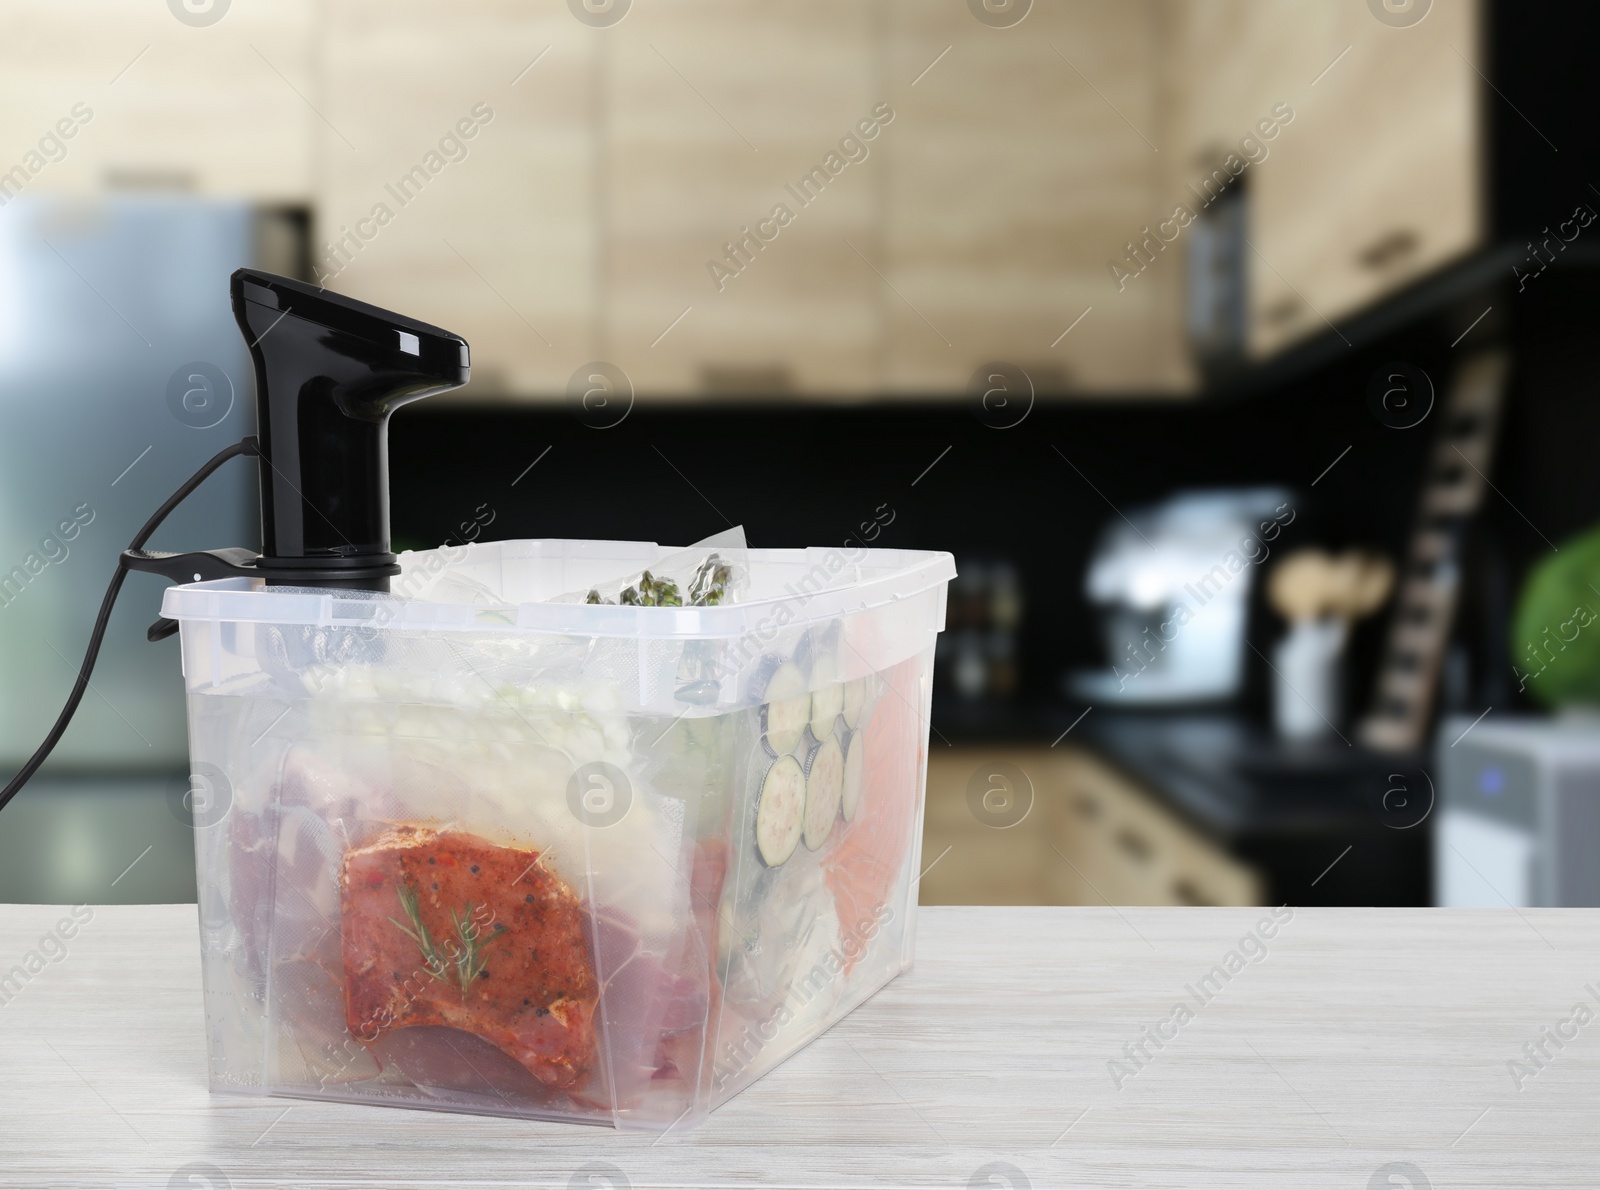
840 729 864 822
809 653 844 741
755 753 806 867
841 676 869 729
802 734 844 851
759 659 811 755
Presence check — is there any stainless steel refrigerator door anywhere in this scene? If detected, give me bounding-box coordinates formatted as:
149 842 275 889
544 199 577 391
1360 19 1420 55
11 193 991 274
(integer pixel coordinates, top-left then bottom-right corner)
0 195 259 771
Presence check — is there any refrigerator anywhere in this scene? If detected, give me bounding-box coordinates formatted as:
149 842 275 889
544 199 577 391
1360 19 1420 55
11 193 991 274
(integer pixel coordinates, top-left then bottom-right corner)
0 195 303 901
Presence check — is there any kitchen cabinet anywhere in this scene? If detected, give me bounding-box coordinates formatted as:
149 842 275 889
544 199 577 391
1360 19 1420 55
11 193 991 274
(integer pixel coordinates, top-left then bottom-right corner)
1160 0 1482 357
317 0 887 399
599 0 882 397
1047 747 1262 907
0 2 315 201
0 0 1484 394
312 0 1200 399
920 745 1262 907
883 0 1190 396
920 747 1057 905
318 1 598 395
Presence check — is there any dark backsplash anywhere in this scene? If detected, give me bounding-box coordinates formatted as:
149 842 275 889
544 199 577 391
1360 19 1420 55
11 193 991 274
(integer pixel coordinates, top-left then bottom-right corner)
389 267 1600 739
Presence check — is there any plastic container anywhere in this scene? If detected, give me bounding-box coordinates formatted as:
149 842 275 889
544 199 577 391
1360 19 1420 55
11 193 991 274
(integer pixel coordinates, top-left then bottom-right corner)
164 539 953 1130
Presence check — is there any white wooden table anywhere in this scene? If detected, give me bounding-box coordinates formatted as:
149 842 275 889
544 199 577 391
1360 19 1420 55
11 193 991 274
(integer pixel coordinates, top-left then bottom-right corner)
2 903 1596 1189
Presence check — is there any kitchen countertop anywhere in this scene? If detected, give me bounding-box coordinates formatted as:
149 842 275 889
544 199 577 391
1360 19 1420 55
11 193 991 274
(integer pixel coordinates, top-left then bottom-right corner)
1077 711 1430 840
932 704 1430 842
1078 712 1434 905
3 904 1596 1188
933 706 1434 903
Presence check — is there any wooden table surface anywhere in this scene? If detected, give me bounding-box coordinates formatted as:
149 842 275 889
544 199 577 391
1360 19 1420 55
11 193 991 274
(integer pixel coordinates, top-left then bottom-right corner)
2 902 1597 1189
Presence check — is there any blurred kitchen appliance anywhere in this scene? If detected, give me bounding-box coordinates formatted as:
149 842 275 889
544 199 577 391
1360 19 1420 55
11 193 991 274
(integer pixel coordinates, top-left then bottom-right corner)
1435 713 1600 906
1071 488 1289 704
0 196 301 769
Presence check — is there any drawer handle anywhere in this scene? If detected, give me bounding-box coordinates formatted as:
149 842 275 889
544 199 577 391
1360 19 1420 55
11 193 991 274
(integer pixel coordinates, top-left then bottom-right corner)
1172 878 1213 906
1260 296 1302 326
1115 828 1152 862
1357 228 1420 271
698 364 793 395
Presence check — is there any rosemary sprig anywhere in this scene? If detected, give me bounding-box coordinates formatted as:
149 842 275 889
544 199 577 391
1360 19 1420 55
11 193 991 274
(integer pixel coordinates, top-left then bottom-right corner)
389 880 509 998
388 880 450 985
450 901 509 991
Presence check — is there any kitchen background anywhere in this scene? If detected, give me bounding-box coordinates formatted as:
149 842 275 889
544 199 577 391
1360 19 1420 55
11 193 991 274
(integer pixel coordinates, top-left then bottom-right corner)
2 0 1598 911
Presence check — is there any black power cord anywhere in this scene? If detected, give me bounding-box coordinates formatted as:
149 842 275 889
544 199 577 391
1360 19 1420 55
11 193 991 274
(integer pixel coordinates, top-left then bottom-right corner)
0 436 259 815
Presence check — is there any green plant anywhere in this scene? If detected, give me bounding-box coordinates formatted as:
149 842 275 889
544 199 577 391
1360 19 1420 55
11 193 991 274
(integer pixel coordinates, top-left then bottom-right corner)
1511 522 1600 707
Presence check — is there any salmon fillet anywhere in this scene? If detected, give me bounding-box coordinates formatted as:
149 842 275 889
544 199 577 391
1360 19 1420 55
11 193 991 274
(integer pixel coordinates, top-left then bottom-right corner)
822 656 922 971
339 826 598 1091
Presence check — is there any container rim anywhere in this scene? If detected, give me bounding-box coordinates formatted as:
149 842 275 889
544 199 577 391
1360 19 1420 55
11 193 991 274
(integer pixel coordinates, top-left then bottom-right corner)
159 540 956 639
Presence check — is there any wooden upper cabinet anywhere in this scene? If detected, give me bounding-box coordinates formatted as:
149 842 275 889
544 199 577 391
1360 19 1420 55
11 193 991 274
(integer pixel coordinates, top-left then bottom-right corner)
0 2 315 200
0 0 1484 396
1160 0 1482 358
319 0 598 397
599 0 881 397
883 0 1190 396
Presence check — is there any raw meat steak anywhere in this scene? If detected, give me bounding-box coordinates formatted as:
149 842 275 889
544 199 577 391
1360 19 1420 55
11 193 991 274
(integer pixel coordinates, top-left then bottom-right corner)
340 826 598 1091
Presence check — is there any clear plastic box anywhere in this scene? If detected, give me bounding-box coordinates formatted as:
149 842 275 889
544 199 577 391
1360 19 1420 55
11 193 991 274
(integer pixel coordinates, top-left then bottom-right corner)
163 539 953 1130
